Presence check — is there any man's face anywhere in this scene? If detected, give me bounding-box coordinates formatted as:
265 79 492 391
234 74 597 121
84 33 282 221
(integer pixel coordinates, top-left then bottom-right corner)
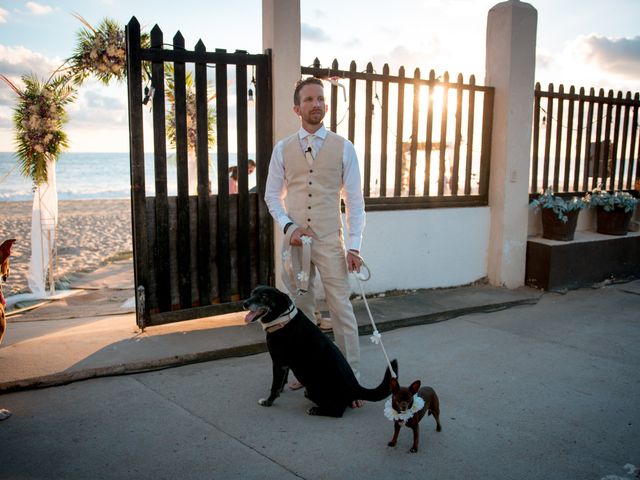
294 83 327 127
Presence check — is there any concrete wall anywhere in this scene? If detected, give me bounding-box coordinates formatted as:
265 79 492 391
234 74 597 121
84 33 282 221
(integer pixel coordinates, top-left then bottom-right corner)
352 208 491 295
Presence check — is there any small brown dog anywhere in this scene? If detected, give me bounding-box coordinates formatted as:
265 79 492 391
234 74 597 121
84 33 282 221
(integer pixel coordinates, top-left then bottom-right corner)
386 377 441 453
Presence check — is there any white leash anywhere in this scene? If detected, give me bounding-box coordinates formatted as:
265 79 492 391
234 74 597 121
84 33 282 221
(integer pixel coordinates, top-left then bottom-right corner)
283 241 397 379
282 235 313 296
350 253 397 379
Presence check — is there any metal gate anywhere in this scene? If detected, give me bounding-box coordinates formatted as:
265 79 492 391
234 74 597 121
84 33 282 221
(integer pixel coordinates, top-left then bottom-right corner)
125 17 273 328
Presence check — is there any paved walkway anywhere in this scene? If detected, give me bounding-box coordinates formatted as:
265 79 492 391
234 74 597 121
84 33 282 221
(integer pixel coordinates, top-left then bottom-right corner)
1 263 639 479
1 260 539 392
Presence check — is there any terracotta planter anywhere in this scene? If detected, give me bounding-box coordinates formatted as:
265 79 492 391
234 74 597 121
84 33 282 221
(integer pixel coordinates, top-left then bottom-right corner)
596 206 632 236
541 208 580 241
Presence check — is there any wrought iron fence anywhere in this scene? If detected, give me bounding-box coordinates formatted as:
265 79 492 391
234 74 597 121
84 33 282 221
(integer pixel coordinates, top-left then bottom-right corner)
301 59 494 210
531 83 640 196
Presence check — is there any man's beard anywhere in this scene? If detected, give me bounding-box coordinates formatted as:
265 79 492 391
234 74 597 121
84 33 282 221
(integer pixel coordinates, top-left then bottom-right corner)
304 109 324 125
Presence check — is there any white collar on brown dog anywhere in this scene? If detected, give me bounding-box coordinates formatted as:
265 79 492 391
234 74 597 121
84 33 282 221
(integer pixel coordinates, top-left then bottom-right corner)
384 394 425 422
261 305 298 333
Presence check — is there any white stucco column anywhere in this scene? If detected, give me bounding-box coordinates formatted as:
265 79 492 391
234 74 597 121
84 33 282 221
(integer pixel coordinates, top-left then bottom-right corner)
485 0 537 288
262 0 301 289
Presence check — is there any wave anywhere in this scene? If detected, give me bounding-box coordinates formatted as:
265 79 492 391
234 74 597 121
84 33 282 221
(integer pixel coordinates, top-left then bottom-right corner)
0 151 246 202
0 190 131 201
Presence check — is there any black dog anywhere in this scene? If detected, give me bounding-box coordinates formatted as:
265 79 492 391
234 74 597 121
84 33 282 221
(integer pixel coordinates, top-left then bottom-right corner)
243 285 398 418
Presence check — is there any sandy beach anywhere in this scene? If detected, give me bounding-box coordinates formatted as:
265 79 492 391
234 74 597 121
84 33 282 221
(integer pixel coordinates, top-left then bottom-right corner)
0 199 132 296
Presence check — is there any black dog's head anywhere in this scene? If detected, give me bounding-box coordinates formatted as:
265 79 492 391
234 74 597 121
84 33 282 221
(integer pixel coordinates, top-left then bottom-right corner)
242 285 293 325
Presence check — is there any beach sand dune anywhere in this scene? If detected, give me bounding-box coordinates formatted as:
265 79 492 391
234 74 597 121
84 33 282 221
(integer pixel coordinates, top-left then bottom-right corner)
0 199 132 296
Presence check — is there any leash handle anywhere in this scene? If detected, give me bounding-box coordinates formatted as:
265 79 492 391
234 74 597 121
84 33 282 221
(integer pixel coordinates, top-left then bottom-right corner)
348 251 371 281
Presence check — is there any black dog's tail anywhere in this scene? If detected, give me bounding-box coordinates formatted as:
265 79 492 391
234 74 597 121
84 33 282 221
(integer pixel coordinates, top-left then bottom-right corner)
357 359 398 402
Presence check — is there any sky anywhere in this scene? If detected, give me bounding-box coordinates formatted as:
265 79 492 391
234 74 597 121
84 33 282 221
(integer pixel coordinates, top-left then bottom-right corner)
0 0 639 153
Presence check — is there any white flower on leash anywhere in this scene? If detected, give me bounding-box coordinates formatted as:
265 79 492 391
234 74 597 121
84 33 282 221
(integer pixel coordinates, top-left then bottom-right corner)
384 395 425 422
301 236 312 246
297 271 309 283
370 330 382 345
282 250 291 261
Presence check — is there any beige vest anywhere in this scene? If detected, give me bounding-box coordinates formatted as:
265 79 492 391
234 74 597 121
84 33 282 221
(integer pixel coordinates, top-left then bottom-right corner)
283 131 344 238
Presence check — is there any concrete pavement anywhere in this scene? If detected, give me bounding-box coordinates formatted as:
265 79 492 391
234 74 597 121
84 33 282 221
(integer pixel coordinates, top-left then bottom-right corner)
0 260 539 392
0 266 639 479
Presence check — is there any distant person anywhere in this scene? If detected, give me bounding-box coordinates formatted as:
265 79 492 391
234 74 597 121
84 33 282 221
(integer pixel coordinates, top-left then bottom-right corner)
229 159 256 194
0 238 16 421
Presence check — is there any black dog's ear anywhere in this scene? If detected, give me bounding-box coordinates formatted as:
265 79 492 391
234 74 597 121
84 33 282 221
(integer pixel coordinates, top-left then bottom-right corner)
390 377 400 393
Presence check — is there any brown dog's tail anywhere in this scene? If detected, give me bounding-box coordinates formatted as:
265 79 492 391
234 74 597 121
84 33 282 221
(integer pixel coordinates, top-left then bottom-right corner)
357 359 398 402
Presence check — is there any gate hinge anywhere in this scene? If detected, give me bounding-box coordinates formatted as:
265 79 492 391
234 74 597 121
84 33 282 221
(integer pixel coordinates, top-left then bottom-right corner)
136 285 146 330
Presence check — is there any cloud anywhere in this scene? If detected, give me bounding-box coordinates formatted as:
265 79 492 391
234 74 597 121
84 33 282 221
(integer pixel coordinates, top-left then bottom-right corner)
536 35 640 92
369 45 450 74
0 112 12 128
535 48 557 79
65 82 128 129
311 9 329 21
0 45 62 78
83 89 126 111
25 2 53 15
372 46 419 71
0 45 64 107
0 7 9 23
301 23 330 42
575 35 640 77
344 38 362 49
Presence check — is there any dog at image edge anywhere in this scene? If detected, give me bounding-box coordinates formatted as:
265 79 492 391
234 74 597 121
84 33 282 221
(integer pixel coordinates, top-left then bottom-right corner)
387 377 441 453
243 285 398 418
0 239 17 345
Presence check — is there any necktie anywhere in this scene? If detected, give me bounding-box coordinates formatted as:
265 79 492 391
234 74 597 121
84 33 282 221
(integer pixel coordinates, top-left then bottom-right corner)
305 135 315 165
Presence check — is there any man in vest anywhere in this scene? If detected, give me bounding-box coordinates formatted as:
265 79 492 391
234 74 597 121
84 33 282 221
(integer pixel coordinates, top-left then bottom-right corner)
265 77 366 400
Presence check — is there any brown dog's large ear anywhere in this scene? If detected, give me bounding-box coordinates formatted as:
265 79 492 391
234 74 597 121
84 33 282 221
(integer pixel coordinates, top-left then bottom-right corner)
409 380 421 394
390 377 400 393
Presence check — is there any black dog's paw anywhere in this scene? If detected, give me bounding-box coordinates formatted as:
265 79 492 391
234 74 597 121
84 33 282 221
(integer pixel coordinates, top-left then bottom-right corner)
306 406 344 417
409 447 418 453
258 398 274 407
387 441 397 447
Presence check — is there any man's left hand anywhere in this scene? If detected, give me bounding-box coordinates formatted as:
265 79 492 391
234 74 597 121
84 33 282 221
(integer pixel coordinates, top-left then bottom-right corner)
346 250 362 273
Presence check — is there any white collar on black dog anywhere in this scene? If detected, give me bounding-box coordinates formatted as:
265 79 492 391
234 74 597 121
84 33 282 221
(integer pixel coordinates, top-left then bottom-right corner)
260 304 298 332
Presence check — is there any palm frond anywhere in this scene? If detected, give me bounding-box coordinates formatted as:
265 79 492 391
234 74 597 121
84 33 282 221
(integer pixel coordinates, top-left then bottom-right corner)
0 74 24 97
71 12 96 33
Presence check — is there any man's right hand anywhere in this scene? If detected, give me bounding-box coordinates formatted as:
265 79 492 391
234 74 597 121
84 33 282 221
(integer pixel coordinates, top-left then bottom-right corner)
290 227 315 246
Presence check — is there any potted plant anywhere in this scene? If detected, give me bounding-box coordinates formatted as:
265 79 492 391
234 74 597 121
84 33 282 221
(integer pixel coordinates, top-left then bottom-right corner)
529 188 588 241
587 188 638 236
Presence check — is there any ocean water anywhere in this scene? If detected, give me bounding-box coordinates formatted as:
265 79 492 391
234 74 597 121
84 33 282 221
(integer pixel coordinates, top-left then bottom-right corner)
0 152 251 201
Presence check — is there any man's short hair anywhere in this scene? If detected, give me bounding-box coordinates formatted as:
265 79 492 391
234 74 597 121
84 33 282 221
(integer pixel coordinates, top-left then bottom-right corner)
293 77 324 106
